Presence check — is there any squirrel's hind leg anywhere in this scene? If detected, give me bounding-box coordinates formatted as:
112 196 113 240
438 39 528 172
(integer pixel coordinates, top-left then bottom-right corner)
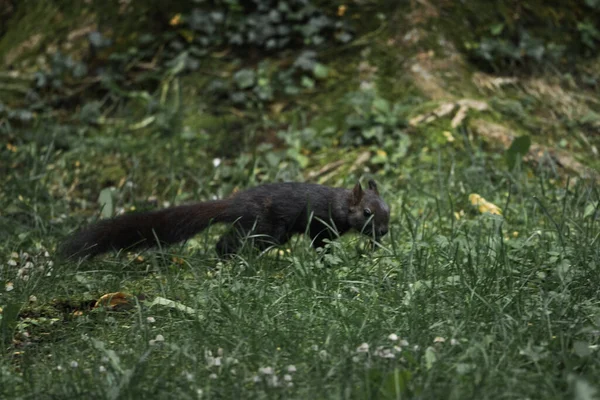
215 221 291 257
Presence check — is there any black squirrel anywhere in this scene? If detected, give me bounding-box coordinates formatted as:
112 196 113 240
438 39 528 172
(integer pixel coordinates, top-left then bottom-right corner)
61 180 390 258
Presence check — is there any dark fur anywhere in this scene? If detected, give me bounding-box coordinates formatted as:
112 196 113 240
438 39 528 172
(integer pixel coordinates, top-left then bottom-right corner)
61 180 390 258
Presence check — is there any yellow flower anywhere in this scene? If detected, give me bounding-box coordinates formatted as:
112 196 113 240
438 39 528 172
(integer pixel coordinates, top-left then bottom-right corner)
170 14 182 26
468 194 502 215
337 5 347 17
442 131 455 143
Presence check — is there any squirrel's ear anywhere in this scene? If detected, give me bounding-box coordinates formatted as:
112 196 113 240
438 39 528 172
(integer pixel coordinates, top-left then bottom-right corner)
368 179 379 194
351 181 364 205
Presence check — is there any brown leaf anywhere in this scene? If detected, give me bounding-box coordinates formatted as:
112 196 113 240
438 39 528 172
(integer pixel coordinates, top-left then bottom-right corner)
94 292 133 310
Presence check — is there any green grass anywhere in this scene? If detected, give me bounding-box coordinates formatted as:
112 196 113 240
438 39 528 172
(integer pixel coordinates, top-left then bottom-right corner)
2 123 600 399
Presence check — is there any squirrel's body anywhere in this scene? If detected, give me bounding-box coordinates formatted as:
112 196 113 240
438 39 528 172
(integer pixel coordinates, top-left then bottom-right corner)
62 180 390 258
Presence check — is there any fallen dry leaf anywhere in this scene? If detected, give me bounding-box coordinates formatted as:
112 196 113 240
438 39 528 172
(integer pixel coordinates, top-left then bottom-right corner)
95 292 133 309
469 194 502 216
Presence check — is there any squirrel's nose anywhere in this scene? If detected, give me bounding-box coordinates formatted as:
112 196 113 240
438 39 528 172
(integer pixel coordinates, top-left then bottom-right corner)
378 227 388 237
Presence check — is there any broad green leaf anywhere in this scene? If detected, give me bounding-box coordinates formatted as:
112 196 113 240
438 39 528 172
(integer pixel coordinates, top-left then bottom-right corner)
574 341 592 357
425 346 437 369
98 187 116 219
505 135 531 170
584 202 598 218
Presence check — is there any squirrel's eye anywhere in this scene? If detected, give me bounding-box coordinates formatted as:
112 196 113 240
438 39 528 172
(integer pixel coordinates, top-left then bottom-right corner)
363 208 372 217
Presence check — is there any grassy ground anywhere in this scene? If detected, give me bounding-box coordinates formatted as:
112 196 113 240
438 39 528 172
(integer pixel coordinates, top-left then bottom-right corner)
2 2 600 399
2 123 600 398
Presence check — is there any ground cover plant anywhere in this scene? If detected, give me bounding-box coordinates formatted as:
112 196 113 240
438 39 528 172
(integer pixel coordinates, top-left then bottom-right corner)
1 1 600 398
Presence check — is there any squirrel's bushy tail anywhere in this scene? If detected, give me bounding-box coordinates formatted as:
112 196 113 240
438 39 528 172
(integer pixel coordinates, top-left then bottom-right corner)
61 200 231 259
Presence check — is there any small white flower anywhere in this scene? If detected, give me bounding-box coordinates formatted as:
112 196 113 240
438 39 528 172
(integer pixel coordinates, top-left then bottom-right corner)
259 366 274 375
196 388 203 398
284 374 292 382
394 346 403 353
399 339 409 347
217 348 224 356
380 349 395 359
7 259 17 266
10 252 18 259
450 338 459 346
70 361 79 368
252 375 261 383
433 337 446 344
185 372 194 381
99 365 106 373
24 261 33 269
226 357 238 365
146 316 156 323
44 251 50 257
29 295 37 303
212 158 222 168
286 365 297 373
311 344 319 351
56 365 63 371
356 342 369 353
214 357 222 366
209 373 217 379
388 333 398 341
5 282 14 292
269 375 279 387
101 356 109 363
149 334 165 345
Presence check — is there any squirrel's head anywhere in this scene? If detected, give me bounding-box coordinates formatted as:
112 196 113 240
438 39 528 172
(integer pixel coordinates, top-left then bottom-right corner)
347 179 390 241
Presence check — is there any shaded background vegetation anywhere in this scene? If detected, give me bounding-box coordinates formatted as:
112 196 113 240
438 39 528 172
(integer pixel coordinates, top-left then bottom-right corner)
1 0 600 398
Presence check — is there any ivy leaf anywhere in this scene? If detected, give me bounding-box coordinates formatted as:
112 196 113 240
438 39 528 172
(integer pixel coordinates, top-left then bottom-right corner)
373 97 390 114
301 76 315 89
88 31 110 48
233 69 256 89
490 23 504 36
313 63 329 79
